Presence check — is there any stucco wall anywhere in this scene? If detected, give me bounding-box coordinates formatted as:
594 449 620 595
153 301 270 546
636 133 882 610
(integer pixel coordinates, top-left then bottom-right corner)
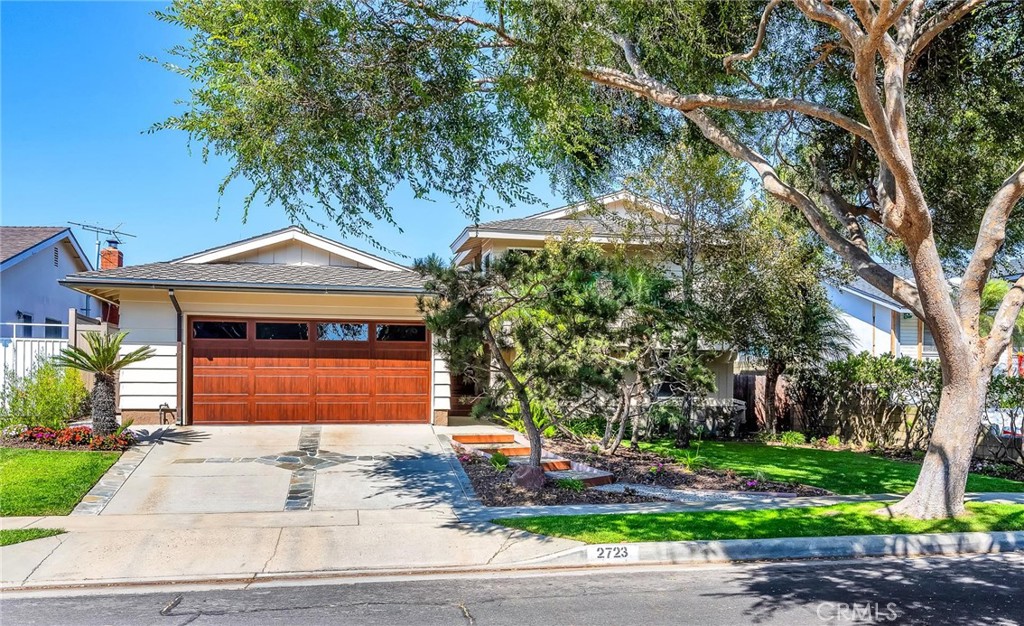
1 239 96 338
114 288 450 419
827 286 899 356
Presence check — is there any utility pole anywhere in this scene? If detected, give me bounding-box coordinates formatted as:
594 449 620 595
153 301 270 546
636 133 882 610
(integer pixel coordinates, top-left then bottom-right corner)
67 222 136 317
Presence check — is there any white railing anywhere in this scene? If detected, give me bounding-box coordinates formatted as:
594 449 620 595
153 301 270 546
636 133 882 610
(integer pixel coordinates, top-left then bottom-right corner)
1 332 69 379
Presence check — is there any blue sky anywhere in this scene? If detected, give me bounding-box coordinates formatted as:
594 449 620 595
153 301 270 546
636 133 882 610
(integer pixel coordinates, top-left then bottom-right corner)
1 1 563 266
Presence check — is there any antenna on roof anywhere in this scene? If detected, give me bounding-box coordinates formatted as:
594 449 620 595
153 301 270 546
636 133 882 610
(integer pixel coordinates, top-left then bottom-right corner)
68 222 136 269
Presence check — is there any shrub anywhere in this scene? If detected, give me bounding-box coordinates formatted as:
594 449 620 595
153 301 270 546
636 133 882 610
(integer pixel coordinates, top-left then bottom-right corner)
0 361 88 430
555 478 586 492
679 445 710 471
780 431 806 447
503 398 557 439
489 451 510 472
826 435 842 448
55 426 93 447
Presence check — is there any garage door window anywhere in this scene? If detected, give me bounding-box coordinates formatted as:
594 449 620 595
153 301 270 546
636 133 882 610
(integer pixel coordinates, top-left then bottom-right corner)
316 322 369 341
256 322 309 340
193 321 247 339
376 324 426 342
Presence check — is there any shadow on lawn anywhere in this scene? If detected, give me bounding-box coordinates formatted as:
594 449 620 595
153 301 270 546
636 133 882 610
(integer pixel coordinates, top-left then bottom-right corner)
705 551 1024 625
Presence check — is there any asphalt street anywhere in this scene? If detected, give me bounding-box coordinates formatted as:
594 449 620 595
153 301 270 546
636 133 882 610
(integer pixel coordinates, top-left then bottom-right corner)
4 553 1024 625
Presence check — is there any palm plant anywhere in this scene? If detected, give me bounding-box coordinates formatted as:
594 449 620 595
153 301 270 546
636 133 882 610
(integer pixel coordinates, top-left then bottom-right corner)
53 332 155 436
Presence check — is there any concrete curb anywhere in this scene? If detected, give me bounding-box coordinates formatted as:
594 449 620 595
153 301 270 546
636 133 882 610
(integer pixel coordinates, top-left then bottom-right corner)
432 431 482 505
516 530 1024 567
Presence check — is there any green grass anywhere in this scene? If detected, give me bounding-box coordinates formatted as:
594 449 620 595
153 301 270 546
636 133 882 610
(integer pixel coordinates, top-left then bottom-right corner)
643 441 1024 495
496 502 1024 543
0 448 120 516
0 528 65 546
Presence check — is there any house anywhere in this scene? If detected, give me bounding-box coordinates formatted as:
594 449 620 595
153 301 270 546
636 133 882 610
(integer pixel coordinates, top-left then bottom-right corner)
62 226 446 426
826 267 939 361
449 191 737 408
0 226 97 338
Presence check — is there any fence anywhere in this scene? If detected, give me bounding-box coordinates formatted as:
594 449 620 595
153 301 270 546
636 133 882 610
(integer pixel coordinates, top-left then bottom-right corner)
0 336 68 379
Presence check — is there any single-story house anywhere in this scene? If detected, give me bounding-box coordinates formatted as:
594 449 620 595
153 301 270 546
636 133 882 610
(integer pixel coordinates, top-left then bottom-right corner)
62 226 449 426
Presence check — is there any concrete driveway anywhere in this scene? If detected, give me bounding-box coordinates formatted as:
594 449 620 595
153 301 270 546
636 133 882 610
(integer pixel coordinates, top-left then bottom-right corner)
100 425 468 515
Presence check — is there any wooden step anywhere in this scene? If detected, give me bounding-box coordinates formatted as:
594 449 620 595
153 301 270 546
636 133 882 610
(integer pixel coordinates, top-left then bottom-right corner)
545 469 616 488
452 434 516 445
506 457 573 471
480 446 532 457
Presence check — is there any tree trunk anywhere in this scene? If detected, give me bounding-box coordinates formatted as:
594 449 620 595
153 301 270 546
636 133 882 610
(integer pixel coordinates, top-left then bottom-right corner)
763 360 785 435
481 322 542 467
91 373 118 437
675 394 692 449
887 373 988 519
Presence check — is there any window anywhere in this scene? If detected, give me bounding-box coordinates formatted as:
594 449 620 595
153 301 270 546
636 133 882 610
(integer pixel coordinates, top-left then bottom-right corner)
375 324 426 342
44 318 62 339
19 314 33 338
193 321 247 340
316 322 369 341
256 322 309 340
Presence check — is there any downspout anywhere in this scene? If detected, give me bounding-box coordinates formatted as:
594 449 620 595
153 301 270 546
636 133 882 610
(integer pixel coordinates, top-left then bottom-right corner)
168 289 184 426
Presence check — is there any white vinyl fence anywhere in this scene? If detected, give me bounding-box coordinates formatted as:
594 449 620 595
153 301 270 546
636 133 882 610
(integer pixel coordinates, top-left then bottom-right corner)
1 337 68 379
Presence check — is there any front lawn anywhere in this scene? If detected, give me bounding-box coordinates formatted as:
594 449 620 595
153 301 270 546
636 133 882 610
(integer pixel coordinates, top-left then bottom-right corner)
0 528 65 546
496 501 1024 543
643 441 1024 495
0 448 120 516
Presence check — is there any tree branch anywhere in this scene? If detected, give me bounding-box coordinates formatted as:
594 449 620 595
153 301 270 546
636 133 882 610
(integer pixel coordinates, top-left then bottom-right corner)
581 65 877 146
907 0 986 71
984 275 1024 368
724 0 784 72
959 160 1024 337
682 108 924 318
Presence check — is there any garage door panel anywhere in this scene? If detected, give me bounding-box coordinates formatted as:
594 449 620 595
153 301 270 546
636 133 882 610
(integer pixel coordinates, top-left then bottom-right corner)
192 373 250 396
374 374 430 395
191 319 429 424
193 402 250 423
316 401 373 422
374 401 430 422
254 402 311 423
315 374 372 395
252 356 310 369
253 374 310 396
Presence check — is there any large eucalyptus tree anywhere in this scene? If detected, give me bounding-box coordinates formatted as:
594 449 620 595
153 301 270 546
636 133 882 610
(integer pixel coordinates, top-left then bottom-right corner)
158 0 1024 518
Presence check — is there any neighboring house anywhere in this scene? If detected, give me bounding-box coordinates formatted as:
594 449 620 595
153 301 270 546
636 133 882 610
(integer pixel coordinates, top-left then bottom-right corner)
826 268 938 361
0 226 96 339
449 191 737 408
62 226 445 426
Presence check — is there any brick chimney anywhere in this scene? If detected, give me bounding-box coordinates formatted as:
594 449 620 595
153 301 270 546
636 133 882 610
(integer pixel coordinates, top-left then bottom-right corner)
100 239 122 325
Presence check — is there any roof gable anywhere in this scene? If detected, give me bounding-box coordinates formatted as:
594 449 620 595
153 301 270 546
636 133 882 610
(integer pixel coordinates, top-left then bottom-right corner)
525 190 670 220
1 226 93 272
173 226 408 272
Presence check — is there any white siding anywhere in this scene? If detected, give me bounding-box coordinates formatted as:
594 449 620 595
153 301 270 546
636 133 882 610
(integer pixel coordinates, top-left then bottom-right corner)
432 341 451 411
899 314 919 359
221 240 370 268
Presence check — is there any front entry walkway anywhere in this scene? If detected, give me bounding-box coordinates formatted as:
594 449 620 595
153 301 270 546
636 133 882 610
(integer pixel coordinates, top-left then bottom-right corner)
96 424 471 515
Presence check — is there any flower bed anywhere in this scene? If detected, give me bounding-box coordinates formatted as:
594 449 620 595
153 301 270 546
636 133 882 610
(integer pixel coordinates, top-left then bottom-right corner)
1 425 134 451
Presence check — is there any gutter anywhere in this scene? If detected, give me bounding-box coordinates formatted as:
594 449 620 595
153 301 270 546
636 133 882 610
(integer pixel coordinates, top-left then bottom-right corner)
168 289 185 427
59 277 430 297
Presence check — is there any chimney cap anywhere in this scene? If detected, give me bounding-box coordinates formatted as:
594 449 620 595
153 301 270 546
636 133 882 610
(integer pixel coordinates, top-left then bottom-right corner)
105 239 120 249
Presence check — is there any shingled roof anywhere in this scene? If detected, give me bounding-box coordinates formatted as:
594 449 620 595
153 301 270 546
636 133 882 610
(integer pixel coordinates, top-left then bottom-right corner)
472 216 626 236
62 262 427 294
0 226 69 264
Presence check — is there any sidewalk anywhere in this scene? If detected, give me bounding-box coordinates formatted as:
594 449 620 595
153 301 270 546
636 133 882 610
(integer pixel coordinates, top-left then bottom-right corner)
5 492 1024 592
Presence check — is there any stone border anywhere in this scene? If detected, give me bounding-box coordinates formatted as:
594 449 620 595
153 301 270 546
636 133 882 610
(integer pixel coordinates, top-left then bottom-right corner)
518 530 1024 567
71 444 154 515
433 432 481 505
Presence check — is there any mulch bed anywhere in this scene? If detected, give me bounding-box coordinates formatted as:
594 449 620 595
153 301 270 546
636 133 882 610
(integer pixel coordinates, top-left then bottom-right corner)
459 459 659 507
547 440 830 497
0 438 92 451
457 438 829 507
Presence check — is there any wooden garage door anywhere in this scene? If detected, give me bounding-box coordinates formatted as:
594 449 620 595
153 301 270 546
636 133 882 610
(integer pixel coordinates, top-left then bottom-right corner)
190 319 431 424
